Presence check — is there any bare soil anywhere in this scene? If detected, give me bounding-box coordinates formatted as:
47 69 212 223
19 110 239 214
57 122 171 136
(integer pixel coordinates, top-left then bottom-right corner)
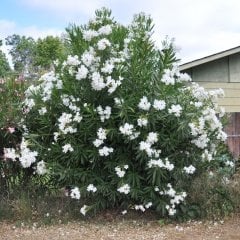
1 215 240 240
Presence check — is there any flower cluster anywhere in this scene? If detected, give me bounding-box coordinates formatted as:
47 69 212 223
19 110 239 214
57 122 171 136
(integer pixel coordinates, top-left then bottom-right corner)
82 24 112 41
4 138 41 170
99 146 114 156
183 165 196 174
92 127 113 156
93 128 107 147
62 144 74 153
119 123 140 140
97 105 111 122
148 158 174 171
117 183 131 194
115 165 128 178
168 104 182 117
139 132 160 157
87 184 97 192
70 187 81 200
161 64 191 85
158 183 187 216
138 96 151 111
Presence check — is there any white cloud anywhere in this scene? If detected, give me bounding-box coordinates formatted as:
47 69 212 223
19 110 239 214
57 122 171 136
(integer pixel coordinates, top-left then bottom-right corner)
0 19 62 68
21 0 104 21
4 0 240 63
111 0 240 62
0 19 62 40
0 20 16 39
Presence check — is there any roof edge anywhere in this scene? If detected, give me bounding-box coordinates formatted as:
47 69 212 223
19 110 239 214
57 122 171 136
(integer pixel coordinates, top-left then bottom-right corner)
180 45 240 71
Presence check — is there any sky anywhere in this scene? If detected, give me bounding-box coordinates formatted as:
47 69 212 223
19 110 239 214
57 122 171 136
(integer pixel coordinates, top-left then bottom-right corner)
1 0 240 64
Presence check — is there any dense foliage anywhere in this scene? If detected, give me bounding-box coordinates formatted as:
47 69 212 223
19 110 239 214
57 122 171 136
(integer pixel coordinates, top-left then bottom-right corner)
3 8 231 217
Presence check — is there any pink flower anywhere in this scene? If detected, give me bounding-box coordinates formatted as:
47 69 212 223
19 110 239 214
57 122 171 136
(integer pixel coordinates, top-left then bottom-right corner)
7 127 15 133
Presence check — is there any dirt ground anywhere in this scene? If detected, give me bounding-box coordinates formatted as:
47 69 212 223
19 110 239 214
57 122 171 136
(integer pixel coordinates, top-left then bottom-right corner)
1 215 240 240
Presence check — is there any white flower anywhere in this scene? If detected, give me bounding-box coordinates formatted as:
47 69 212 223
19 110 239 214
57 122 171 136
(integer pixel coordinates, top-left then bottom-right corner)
129 131 140 140
194 101 203 108
81 50 95 67
97 38 111 50
114 97 124 106
119 123 134 136
117 184 130 194
93 128 107 147
148 158 174 171
56 80 63 89
168 207 176 216
80 205 88 216
178 72 191 82
23 98 35 111
153 99 166 110
115 166 126 178
145 202 152 209
98 25 112 35
91 72 105 91
183 165 196 174
87 184 97 192
38 107 47 115
139 141 152 156
138 96 151 111
101 61 114 74
225 160 234 168
146 132 158 144
191 134 209 149
161 74 175 85
201 149 213 162
124 165 129 169
97 106 111 122
168 104 182 117
19 138 38 168
121 210 127 215
70 187 81 200
93 139 104 148
97 128 107 140
4 148 19 161
62 144 74 153
135 205 145 212
106 76 122 94
99 146 113 156
76 65 88 80
73 112 83 123
82 29 98 41
165 184 176 197
66 55 80 66
137 117 148 127
36 160 47 175
53 132 59 142
216 130 227 142
58 112 74 134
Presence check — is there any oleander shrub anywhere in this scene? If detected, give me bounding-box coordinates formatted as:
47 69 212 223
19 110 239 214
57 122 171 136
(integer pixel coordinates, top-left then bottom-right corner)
0 76 26 193
3 8 231 218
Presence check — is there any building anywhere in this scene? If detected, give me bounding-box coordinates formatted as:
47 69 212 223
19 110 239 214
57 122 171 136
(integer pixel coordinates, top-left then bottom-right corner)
180 46 240 158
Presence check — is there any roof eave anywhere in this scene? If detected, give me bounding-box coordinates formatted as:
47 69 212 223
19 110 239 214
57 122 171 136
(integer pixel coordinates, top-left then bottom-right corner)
180 46 240 71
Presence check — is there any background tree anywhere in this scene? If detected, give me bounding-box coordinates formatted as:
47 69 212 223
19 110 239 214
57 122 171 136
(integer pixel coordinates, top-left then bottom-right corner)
34 36 66 71
5 34 36 76
0 40 11 77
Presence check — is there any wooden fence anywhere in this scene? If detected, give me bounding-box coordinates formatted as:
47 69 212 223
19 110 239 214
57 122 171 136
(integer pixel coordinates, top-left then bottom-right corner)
224 113 240 159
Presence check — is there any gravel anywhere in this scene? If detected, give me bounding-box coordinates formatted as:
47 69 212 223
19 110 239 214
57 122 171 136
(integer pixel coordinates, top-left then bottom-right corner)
1 215 240 240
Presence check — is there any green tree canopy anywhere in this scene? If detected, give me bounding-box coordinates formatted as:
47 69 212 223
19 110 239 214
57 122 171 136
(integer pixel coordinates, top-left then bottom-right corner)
0 40 11 77
34 36 66 70
5 34 36 74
